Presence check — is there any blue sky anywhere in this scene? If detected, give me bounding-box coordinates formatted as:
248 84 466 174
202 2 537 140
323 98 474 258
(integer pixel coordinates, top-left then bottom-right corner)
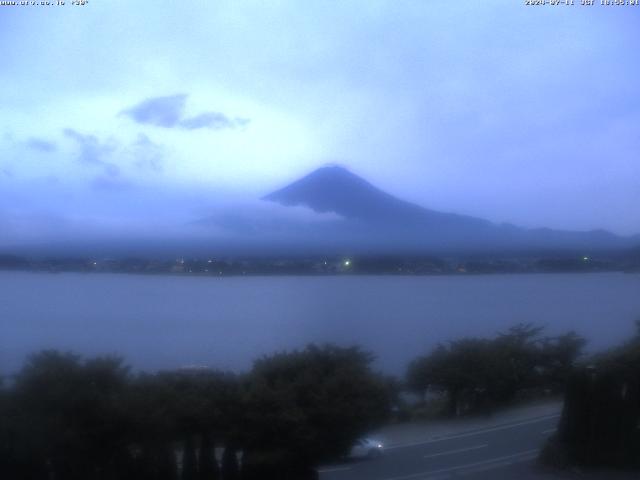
1 1 639 245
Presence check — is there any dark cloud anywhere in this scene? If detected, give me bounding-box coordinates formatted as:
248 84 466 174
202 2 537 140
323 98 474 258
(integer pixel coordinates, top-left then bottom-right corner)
120 94 187 128
63 128 120 177
26 137 57 153
121 94 250 131
132 133 163 172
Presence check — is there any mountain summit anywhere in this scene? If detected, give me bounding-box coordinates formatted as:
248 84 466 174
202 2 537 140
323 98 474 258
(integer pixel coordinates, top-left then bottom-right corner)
261 166 634 253
263 165 488 228
264 165 410 221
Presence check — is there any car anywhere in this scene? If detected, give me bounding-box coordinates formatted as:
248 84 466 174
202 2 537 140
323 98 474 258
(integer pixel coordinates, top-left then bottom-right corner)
348 438 384 459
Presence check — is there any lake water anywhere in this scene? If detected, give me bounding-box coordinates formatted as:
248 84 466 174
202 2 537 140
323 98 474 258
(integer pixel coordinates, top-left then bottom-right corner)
1 271 639 375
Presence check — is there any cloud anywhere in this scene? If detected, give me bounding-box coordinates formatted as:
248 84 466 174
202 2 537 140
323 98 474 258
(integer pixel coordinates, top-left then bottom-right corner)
120 94 187 128
61 129 171 192
63 128 120 177
180 112 233 130
121 94 250 131
26 137 57 153
199 199 343 235
64 129 165 178
0 209 73 246
180 112 250 130
131 133 164 172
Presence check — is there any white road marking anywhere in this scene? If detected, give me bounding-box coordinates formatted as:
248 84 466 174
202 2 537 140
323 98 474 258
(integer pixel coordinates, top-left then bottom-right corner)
317 466 352 473
541 428 557 435
382 449 539 480
423 444 488 459
385 413 560 450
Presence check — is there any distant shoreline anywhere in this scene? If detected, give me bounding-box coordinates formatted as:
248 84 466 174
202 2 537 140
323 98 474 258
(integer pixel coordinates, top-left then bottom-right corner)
1 263 638 279
1 250 639 278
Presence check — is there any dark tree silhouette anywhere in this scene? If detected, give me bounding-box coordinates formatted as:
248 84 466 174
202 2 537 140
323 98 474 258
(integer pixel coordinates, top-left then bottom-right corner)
221 445 239 480
541 322 640 470
198 434 219 480
407 325 586 416
182 435 198 480
241 344 391 476
9 351 133 480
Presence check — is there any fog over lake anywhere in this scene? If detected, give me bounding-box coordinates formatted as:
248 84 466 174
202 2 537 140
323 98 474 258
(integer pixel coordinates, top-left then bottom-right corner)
2 272 639 375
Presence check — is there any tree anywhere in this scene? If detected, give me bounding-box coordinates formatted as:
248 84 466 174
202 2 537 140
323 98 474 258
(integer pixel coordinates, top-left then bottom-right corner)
10 351 132 480
407 325 586 416
125 372 183 480
408 338 504 416
539 331 587 393
198 433 219 480
241 344 391 477
541 322 640 470
221 445 240 480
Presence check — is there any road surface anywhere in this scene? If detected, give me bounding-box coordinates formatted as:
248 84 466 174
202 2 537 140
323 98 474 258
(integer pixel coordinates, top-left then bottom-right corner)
318 412 562 480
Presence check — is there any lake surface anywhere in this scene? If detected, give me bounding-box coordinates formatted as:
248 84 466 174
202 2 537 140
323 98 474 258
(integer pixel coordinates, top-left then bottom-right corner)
1 271 639 375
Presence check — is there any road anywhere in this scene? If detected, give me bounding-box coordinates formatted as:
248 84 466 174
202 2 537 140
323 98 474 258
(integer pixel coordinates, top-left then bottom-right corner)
318 412 561 480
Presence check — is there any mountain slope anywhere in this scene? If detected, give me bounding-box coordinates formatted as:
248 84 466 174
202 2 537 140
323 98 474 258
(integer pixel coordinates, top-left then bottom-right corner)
263 165 489 228
261 165 634 253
